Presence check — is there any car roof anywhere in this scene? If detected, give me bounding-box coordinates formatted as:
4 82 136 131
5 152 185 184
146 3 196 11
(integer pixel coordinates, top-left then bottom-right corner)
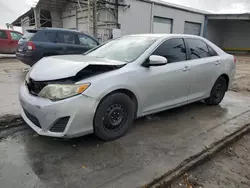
128 33 205 39
27 28 83 33
26 28 98 42
0 29 22 34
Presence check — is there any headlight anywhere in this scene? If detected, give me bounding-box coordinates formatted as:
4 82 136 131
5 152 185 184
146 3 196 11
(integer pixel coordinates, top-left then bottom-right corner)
25 71 30 83
38 83 90 101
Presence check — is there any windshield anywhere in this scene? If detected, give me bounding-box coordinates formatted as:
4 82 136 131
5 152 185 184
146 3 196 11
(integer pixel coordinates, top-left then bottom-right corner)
86 36 159 62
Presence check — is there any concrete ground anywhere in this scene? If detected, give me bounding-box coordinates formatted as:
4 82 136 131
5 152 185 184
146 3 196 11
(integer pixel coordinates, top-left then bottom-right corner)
169 132 250 188
0 56 250 188
1 91 250 188
0 58 28 116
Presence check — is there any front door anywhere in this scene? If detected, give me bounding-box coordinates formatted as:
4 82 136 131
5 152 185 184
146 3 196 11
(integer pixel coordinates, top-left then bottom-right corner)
140 38 191 114
185 38 221 101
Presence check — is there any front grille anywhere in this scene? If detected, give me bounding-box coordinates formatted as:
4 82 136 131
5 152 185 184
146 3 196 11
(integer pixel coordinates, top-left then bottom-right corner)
26 79 47 96
50 117 70 133
23 108 41 128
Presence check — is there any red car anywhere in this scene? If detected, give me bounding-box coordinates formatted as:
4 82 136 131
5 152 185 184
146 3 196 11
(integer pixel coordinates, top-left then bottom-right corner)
0 29 23 54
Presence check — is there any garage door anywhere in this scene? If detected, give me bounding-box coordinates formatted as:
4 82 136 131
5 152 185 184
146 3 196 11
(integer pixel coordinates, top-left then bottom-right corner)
153 17 172 34
184 21 201 36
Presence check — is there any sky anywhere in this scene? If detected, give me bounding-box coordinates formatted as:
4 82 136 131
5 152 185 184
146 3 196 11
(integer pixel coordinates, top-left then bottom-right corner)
0 0 250 31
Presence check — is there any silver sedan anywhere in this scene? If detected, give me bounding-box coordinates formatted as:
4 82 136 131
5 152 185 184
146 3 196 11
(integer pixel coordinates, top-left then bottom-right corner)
19 34 236 140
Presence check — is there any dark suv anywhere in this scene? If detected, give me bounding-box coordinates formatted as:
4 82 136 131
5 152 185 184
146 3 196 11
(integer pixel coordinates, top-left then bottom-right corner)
16 28 99 66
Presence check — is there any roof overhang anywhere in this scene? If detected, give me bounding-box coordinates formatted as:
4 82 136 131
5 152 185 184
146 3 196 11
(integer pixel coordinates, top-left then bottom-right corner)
37 0 68 10
207 13 250 20
140 0 210 15
12 0 68 26
12 8 34 26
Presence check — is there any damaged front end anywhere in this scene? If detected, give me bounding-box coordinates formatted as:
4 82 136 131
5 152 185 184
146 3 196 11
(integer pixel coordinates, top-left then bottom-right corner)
26 64 124 96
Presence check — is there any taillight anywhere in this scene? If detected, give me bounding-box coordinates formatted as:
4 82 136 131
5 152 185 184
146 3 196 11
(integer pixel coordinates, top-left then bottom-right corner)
27 41 35 51
234 56 236 64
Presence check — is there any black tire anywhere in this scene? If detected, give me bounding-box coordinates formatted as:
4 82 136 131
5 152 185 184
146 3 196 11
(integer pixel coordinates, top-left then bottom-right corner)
205 76 227 105
94 93 135 141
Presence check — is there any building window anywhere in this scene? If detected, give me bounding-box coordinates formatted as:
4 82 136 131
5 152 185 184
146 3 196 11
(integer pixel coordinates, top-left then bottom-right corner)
153 16 173 34
184 21 201 36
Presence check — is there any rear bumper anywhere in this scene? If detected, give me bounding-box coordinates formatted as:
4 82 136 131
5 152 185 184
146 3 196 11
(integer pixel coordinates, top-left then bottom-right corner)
16 52 38 66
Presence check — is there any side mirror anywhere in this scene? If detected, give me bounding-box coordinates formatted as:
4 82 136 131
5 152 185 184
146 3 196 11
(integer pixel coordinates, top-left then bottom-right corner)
148 55 168 66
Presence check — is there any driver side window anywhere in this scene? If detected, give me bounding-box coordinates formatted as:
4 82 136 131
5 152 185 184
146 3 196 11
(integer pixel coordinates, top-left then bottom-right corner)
152 38 187 63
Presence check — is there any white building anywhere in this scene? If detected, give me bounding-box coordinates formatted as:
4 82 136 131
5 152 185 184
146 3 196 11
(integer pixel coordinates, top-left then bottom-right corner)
12 0 250 52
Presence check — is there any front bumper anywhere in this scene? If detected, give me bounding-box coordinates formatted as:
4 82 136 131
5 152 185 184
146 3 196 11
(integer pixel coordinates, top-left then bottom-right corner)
19 83 98 138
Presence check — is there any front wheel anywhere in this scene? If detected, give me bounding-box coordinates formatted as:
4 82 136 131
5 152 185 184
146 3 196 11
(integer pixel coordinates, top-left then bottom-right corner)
93 93 135 141
205 76 227 105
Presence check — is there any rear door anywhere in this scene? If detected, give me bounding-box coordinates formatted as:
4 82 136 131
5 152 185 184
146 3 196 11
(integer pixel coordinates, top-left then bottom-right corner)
0 30 11 53
9 31 22 53
185 38 221 101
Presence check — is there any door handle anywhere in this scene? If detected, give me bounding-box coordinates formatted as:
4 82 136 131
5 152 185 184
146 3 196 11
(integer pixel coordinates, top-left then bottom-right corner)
183 66 190 72
215 61 221 65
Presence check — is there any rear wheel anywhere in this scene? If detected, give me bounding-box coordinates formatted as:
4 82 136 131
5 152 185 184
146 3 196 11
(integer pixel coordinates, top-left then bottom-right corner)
94 93 135 141
205 76 227 105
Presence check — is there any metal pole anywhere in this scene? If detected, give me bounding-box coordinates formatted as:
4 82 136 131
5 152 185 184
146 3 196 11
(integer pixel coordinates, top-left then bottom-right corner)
93 0 97 38
115 0 119 28
88 0 90 34
34 8 38 28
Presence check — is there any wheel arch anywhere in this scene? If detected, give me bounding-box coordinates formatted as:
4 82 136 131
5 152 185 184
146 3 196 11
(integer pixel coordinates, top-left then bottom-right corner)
220 74 230 90
98 88 139 118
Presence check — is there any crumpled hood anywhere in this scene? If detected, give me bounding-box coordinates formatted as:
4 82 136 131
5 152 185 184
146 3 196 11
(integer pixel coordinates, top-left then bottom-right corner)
29 55 126 81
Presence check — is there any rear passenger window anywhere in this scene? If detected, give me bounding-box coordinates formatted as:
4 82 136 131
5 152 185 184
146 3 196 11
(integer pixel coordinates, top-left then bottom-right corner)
0 30 8 39
208 45 218 57
187 39 210 59
45 32 56 43
57 32 76 44
152 38 187 63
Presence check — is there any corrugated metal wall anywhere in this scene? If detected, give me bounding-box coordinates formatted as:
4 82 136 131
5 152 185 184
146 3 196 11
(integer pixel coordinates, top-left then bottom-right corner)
153 3 205 35
206 20 223 47
118 0 152 35
118 0 205 36
61 0 206 41
221 20 250 49
207 19 250 50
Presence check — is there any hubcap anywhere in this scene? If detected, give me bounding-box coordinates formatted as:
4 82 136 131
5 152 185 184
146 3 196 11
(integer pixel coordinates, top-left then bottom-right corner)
104 104 127 131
